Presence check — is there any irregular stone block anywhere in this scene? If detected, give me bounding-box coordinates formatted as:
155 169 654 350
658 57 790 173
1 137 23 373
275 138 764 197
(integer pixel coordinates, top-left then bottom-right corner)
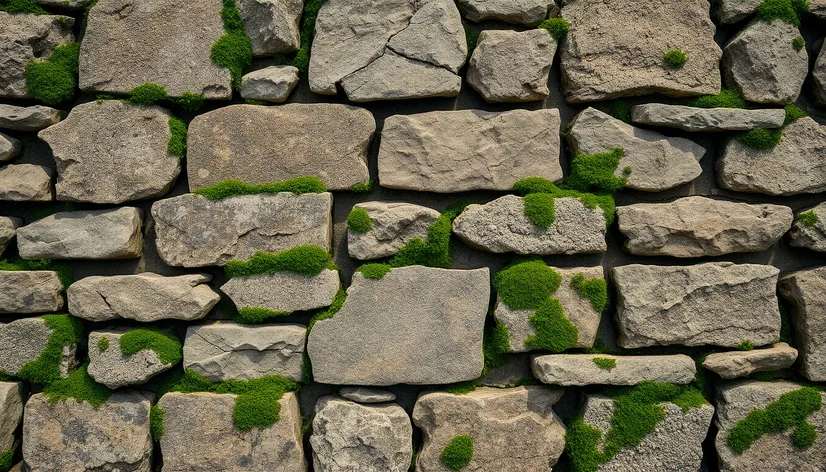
188 104 373 191
17 207 143 260
238 0 302 56
88 328 178 388
617 196 793 257
184 322 306 382
778 267 826 381
0 104 63 132
0 132 21 161
0 316 79 380
0 216 21 254
38 100 181 204
379 108 561 192
631 103 787 132
815 44 826 105
307 266 489 385
240 65 299 103
703 343 798 380
0 271 63 314
413 387 566 471
151 193 332 267
790 202 826 251
456 0 554 25
532 354 697 386
0 164 52 202
814 0 826 19
311 396 412 472
614 262 781 348
223 269 340 314
347 202 440 260
0 382 23 455
717 0 761 24
338 387 396 404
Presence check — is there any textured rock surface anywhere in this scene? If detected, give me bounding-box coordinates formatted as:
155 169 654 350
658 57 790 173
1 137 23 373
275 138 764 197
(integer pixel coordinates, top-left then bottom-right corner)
0 164 53 202
38 100 181 204
717 0 761 24
452 195 607 255
0 317 78 379
815 44 826 105
307 267 489 385
0 270 63 314
456 0 553 24
347 202 440 260
379 109 561 192
311 396 412 472
339 387 396 404
17 207 143 260
152 193 332 267
568 107 705 192
631 104 787 132
88 328 176 388
0 132 21 161
240 66 300 103
413 387 566 471
790 202 826 251
0 382 23 455
36 0 95 9
467 29 556 102
184 322 306 382
617 196 793 257
223 269 340 314
532 354 696 386
238 0 302 56
188 104 372 191
560 0 721 102
0 216 20 254
0 104 63 131
703 343 798 379
778 267 826 381
614 262 781 348
158 392 306 471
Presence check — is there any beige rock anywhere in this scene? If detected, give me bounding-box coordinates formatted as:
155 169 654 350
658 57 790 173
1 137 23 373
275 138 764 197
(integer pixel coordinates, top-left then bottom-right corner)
790 202 826 251
456 0 554 25
88 328 177 388
0 216 21 254
0 132 21 161
0 271 63 314
347 202 440 260
0 316 79 380
703 343 798 379
0 104 63 132
0 382 23 454
338 387 396 404
778 267 826 381
239 66 299 103
532 354 697 386
238 0 302 56
814 44 826 105
717 0 761 24
631 104 787 132
0 164 52 202
222 269 340 314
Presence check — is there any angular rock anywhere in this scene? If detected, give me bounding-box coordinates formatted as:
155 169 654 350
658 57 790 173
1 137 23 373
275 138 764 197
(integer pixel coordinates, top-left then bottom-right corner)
560 0 721 102
717 117 826 195
479 354 533 388
23 391 152 472
38 100 181 204
0 271 63 314
188 104 373 191
456 0 554 25
452 195 607 255
0 12 75 99
0 382 23 456
339 387 396 404
703 343 798 380
311 396 412 472
307 266 489 385
17 207 143 260
413 387 566 471
88 328 178 388
0 216 21 254
0 164 52 202
240 66 300 103
0 316 79 379
614 262 781 348
157 391 306 471
0 104 63 132
532 354 697 386
568 107 705 192
631 103 787 132
617 196 793 257
778 267 826 381
184 322 306 382
238 0 302 56
814 43 826 105
309 0 466 101
790 202 826 251
717 0 761 24
152 193 332 267
223 269 340 314
347 202 440 260
79 0 232 99
0 132 21 161
467 29 556 103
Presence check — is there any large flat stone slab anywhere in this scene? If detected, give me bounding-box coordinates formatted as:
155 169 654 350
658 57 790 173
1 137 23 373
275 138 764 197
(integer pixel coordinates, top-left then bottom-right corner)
703 343 798 380
790 202 826 252
0 270 63 314
0 104 63 132
347 202 440 260
0 382 23 456
532 354 696 386
0 316 79 381
222 269 340 314
778 267 826 381
88 328 178 388
0 164 52 202
456 0 554 25
631 104 787 132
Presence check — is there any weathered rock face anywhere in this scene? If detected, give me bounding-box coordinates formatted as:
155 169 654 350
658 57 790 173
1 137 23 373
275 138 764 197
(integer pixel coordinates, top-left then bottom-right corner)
379 109 562 192
717 0 761 24
88 328 177 388
347 202 440 260
0 12 75 100
452 195 607 255
456 0 553 24
723 19 808 105
790 202 826 251
814 0 826 19
79 0 232 99
309 0 466 101
717 117 826 195
17 207 144 260
23 391 153 472
307 267 489 385
339 387 396 404
467 29 556 103
239 66 300 103
703 343 798 380
617 197 793 257
631 104 787 132
311 396 412 472
152 193 332 267
0 104 63 132
188 104 373 191
532 354 696 387
413 387 566 472
0 132 21 161
238 0 302 56
157 392 307 471
0 216 20 254
223 269 340 314
567 107 705 192
815 43 826 105
0 317 79 379
38 101 181 204
0 382 23 454
778 267 826 381
184 322 306 382
716 381 826 472
613 262 781 348
560 0 721 103
36 0 95 9
0 164 53 202
0 270 63 314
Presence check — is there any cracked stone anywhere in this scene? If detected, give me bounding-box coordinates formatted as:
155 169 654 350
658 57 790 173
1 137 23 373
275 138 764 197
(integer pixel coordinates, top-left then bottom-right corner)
222 269 340 314
778 267 826 381
238 0 302 57
88 328 178 388
0 104 63 132
703 343 798 379
0 164 53 202
0 316 79 380
0 270 63 314
347 202 440 260
532 354 697 386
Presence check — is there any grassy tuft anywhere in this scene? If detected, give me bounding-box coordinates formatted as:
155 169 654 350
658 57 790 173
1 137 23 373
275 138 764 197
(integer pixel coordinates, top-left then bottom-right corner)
0 0 47 13
234 307 290 324
683 89 748 109
16 315 84 385
212 0 253 89
224 245 335 278
513 178 617 226
347 207 372 233
571 274 608 312
797 210 819 228
538 17 570 42
119 328 182 366
193 176 327 199
97 337 109 352
663 49 687 68
440 435 474 471
308 289 346 331
128 83 168 105
25 42 80 105
42 363 111 408
755 0 810 27
150 405 165 441
167 117 187 159
793 35 805 51
738 127 783 150
294 0 326 73
349 180 374 193
610 100 632 123
445 381 477 395
356 263 391 280
566 148 627 194
593 357 616 370
737 340 755 351
0 258 72 288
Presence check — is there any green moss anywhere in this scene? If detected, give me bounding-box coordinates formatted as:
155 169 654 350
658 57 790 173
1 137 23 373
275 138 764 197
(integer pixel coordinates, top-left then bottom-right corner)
0 449 11 472
349 180 374 193
784 103 808 125
663 49 687 68
622 166 632 175
482 319 511 374
224 246 335 278
538 17 570 42
523 193 556 228
494 259 561 309
792 35 805 51
294 0 326 72
119 328 182 366
16 315 84 385
610 100 632 124
440 435 473 471
797 210 819 228
212 0 253 89
234 307 290 324
25 42 79 105
525 298 579 352
386 202 467 269
463 21 479 60
0 0 47 13
0 258 72 288
193 176 327 199
167 117 187 159
356 263 392 280
308 289 346 331
683 89 748 109
571 274 608 312
584 338 608 355
737 340 756 351
150 405 165 441
513 177 617 226
173 92 205 112
756 0 810 27
128 83 169 105
347 207 372 233
593 357 616 370
42 363 111 408
738 127 783 150
566 148 627 194
445 381 477 395
97 337 109 353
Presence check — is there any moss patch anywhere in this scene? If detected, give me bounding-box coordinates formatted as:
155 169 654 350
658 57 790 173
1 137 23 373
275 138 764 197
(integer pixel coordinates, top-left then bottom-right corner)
234 307 290 324
0 0 47 13
224 245 335 278
756 0 810 27
571 273 608 312
16 314 84 385
308 289 346 332
737 340 756 351
349 180 374 193
444 381 477 395
212 0 253 89
347 207 372 233
119 328 182 366
593 357 616 370
567 148 627 194
0 258 72 288
294 0 326 73
663 49 687 68
683 89 748 109
482 319 511 375
42 363 111 408
610 100 632 123
167 117 187 159
385 202 467 269
538 17 570 42
514 177 617 227
355 263 391 280
150 405 165 441
523 193 556 228
25 42 79 105
793 35 805 51
125 83 204 111
440 435 474 471
0 448 11 472
738 104 807 150
193 176 327 199
797 210 819 228
97 337 109 353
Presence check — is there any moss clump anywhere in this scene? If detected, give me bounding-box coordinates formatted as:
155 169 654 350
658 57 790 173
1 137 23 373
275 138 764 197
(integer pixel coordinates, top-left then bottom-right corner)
0 258 72 288
756 0 810 27
42 363 111 408
538 17 570 42
0 0 47 13
622 166 632 175
797 210 819 228
193 176 328 199
610 100 632 123
683 89 748 109
738 104 808 150
97 337 109 353
356 263 391 280
174 92 205 112
737 340 756 351
444 381 477 395
567 148 627 194
663 49 687 68
347 207 372 233
440 435 474 471
0 448 11 472
482 319 511 374
294 0 326 73
525 298 579 352
349 180 374 193
212 0 253 89
150 405 165 441
523 193 556 228
119 328 182 366
385 202 467 269
16 315 84 385
571 273 608 312
792 35 805 51
308 289 346 331
514 177 617 226
128 83 169 105
784 103 808 124
593 357 616 370
167 117 187 159
25 42 79 105
224 245 335 278
234 307 290 324
727 386 821 454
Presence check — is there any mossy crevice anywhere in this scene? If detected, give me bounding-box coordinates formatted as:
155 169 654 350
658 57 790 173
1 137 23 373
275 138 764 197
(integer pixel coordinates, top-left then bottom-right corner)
235 307 290 324
42 363 111 408
125 83 205 112
736 340 756 351
25 42 79 105
224 245 336 278
0 258 72 289
193 176 328 200
355 263 392 280
349 180 374 193
15 314 84 385
308 288 347 332
683 89 748 109
167 117 187 159
440 434 474 471
755 0 810 27
0 0 47 13
797 210 819 228
294 0 326 73
119 328 182 366
347 207 372 233
0 448 11 472
538 17 570 42
212 0 253 89
150 404 165 441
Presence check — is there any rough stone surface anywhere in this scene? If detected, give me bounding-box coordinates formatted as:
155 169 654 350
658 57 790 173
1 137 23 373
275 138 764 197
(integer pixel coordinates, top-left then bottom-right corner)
0 164 53 202
0 105 63 132
814 0 826 19
0 132 21 161
184 322 306 382
790 202 826 251
559 0 722 103
0 270 64 314
0 382 23 454
79 0 232 99
778 267 826 381
223 269 340 314
568 107 705 192
703 343 798 380
238 0 302 57
0 317 79 379
339 387 396 404
307 266 489 385
815 43 826 105
152 192 332 267
452 195 607 255
532 354 696 386
631 104 787 132
456 0 553 25
157 391 307 471
617 196 793 257
188 104 373 191
723 19 808 105
88 328 177 388
717 0 761 24
467 29 556 103
614 262 781 348
378 109 561 193
311 396 412 472
494 266 604 352
0 216 21 254
17 207 144 260
38 100 181 204
240 66 300 103
716 381 826 472
23 391 153 472
413 387 566 472
36 0 95 9
717 117 826 195
347 202 440 260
